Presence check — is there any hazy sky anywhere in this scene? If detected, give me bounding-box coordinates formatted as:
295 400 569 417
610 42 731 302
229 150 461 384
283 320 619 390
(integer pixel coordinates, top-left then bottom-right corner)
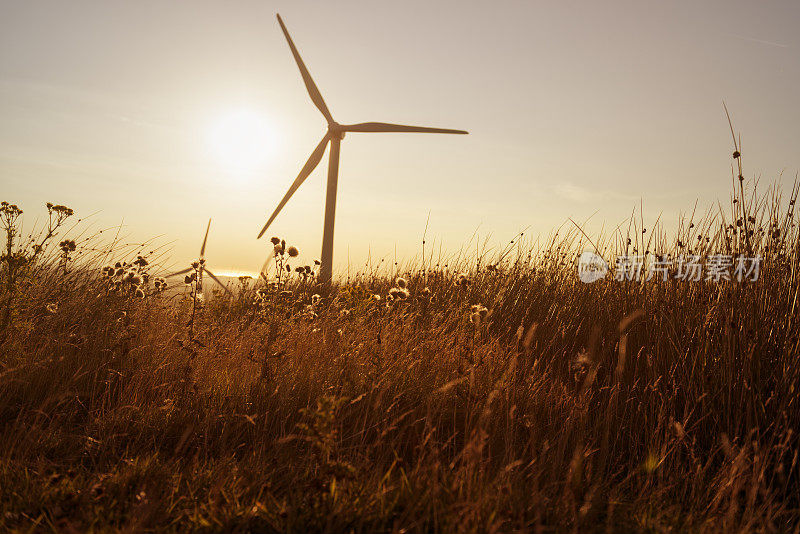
1 1 798 276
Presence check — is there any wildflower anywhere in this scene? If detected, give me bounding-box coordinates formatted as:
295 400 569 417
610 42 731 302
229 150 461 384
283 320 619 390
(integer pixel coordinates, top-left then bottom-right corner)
59 239 76 253
295 266 304 273
455 272 470 287
469 304 489 323
314 259 321 265
304 265 312 273
134 255 148 267
115 267 125 277
50 204 73 217
396 277 407 289
131 275 142 286
191 261 200 269
270 236 281 245
184 273 196 285
396 288 409 300
388 287 400 299
287 246 299 257
102 266 115 278
46 302 58 314
733 150 740 159
274 244 283 256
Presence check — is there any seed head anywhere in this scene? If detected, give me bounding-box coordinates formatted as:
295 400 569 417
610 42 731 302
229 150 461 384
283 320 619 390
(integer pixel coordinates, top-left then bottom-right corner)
396 277 407 289
287 246 299 258
59 239 76 253
455 273 470 287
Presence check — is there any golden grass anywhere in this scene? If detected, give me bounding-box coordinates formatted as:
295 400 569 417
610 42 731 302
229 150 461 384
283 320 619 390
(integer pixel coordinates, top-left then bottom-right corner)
1 150 800 531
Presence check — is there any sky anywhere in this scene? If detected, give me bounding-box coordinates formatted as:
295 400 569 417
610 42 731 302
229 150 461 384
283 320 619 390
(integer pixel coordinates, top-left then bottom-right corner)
1 0 799 277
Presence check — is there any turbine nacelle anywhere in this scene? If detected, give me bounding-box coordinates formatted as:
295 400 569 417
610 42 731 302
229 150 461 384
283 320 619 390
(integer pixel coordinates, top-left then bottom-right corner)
328 122 345 140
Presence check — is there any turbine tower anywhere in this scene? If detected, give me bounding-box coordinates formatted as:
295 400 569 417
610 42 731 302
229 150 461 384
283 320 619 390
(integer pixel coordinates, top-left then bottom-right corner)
258 14 467 283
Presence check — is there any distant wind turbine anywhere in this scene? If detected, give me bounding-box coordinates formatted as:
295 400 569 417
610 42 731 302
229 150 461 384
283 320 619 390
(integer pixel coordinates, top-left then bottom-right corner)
257 14 468 283
169 219 232 296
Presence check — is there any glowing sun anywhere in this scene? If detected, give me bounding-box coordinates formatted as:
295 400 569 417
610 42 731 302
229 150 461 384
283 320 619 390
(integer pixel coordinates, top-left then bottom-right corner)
207 109 274 173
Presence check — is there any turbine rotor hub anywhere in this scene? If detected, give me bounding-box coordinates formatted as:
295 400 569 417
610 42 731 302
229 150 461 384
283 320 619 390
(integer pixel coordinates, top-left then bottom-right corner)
328 122 345 140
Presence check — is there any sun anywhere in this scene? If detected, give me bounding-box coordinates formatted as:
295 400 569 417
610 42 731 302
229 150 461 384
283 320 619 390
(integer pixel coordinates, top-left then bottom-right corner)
207 109 274 173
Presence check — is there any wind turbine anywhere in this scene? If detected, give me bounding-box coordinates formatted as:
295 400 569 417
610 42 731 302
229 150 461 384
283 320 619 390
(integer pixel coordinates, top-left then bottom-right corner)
169 219 232 296
257 14 468 283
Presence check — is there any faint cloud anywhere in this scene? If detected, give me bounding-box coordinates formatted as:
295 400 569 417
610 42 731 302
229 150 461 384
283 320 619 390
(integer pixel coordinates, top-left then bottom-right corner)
553 182 597 203
724 32 789 49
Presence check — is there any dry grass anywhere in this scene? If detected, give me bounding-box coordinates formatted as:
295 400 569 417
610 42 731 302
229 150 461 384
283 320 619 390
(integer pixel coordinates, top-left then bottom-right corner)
1 147 800 531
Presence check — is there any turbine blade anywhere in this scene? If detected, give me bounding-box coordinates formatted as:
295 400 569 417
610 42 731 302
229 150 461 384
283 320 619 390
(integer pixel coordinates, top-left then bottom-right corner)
341 122 468 135
200 218 211 258
167 267 193 278
276 14 333 123
257 134 330 238
205 269 233 296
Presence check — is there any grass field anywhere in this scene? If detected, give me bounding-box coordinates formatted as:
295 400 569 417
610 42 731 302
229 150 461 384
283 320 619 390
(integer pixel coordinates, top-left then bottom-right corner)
1 147 799 531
